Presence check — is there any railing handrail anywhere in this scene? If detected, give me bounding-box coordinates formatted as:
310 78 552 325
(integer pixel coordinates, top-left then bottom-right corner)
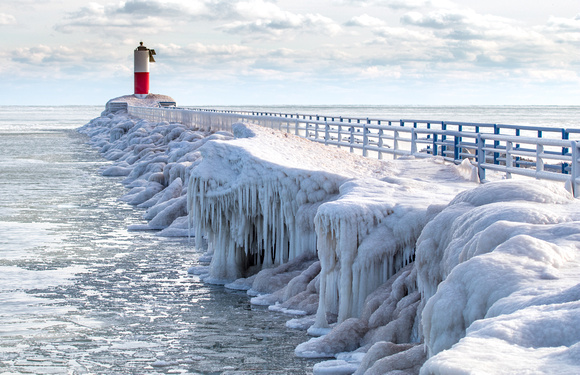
178 107 578 136
126 105 580 198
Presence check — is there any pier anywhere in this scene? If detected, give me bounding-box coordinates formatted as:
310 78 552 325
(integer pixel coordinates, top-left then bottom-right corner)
127 105 580 197
74 101 580 374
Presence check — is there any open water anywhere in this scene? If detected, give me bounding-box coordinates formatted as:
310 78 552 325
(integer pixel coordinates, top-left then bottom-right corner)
0 104 578 374
197 104 580 129
0 106 314 374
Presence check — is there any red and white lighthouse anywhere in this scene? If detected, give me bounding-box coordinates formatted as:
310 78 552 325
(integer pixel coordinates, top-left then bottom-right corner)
134 42 156 98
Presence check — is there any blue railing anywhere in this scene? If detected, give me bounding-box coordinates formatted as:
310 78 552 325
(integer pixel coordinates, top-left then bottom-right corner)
127 105 580 198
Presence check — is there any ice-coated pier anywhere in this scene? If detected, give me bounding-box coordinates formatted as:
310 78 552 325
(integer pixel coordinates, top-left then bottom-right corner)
79 95 580 374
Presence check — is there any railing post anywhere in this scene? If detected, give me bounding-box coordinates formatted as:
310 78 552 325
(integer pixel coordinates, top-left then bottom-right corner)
363 119 369 157
394 130 399 159
349 126 354 153
493 124 500 165
411 128 417 155
562 129 570 174
453 134 460 161
441 122 447 158
426 122 431 153
315 121 319 140
325 122 329 146
506 141 513 179
537 144 544 173
572 141 579 198
378 128 384 160
477 134 485 181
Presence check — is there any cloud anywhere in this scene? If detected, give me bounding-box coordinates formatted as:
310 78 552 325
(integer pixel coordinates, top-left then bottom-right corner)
220 13 341 38
359 65 402 79
345 14 386 27
336 4 580 84
159 42 255 67
54 0 342 40
159 41 340 74
5 42 132 79
543 14 580 43
335 0 456 10
54 0 209 35
11 45 79 65
401 10 468 29
219 1 342 39
0 13 16 25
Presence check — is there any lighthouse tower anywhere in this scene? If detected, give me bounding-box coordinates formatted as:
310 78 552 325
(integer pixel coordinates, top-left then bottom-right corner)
134 42 156 99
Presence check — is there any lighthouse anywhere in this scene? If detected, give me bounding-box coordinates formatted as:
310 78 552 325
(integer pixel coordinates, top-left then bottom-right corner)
134 42 156 98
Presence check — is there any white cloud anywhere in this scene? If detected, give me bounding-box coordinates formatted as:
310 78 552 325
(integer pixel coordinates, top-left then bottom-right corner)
54 0 343 40
11 45 79 65
5 42 131 79
158 42 256 69
543 14 580 43
401 10 467 29
219 4 342 39
359 65 402 79
335 0 455 10
0 13 16 25
54 0 210 35
345 14 386 27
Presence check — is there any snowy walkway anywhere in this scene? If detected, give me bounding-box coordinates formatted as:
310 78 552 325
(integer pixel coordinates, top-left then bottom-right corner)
79 100 580 375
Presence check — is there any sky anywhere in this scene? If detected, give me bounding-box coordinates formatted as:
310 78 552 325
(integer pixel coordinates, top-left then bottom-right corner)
1 0 579 105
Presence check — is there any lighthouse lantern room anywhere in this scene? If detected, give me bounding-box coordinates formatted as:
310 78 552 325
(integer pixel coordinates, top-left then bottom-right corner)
134 42 156 98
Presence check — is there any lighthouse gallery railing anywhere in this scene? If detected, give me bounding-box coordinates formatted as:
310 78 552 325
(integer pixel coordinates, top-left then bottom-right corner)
127 105 580 198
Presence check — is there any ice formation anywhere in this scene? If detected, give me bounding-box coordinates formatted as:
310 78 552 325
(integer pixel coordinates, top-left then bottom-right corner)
186 122 399 283
417 181 580 374
78 96 209 238
80 100 580 375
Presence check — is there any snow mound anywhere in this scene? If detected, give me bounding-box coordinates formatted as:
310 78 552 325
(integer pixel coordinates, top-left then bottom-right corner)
417 180 580 374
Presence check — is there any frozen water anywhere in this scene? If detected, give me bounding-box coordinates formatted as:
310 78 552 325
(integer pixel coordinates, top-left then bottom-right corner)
0 106 314 374
8 103 580 375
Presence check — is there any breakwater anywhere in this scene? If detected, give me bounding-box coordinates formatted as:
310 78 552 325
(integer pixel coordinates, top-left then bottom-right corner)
127 105 580 197
88 96 580 374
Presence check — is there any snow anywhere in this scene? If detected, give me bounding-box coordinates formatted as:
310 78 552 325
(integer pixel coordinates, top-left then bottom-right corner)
417 181 580 374
80 102 580 375
105 93 176 112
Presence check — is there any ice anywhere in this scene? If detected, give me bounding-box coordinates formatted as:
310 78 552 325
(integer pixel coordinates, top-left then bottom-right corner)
186 122 393 283
417 181 580 374
156 216 195 237
80 104 580 375
313 359 359 374
295 265 421 363
257 260 321 315
286 316 317 330
78 106 210 237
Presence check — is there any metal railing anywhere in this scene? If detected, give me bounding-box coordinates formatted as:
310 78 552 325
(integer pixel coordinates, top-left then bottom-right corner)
127 105 580 198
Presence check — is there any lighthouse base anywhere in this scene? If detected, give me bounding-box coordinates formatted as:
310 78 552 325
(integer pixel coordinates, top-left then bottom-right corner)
134 94 148 99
